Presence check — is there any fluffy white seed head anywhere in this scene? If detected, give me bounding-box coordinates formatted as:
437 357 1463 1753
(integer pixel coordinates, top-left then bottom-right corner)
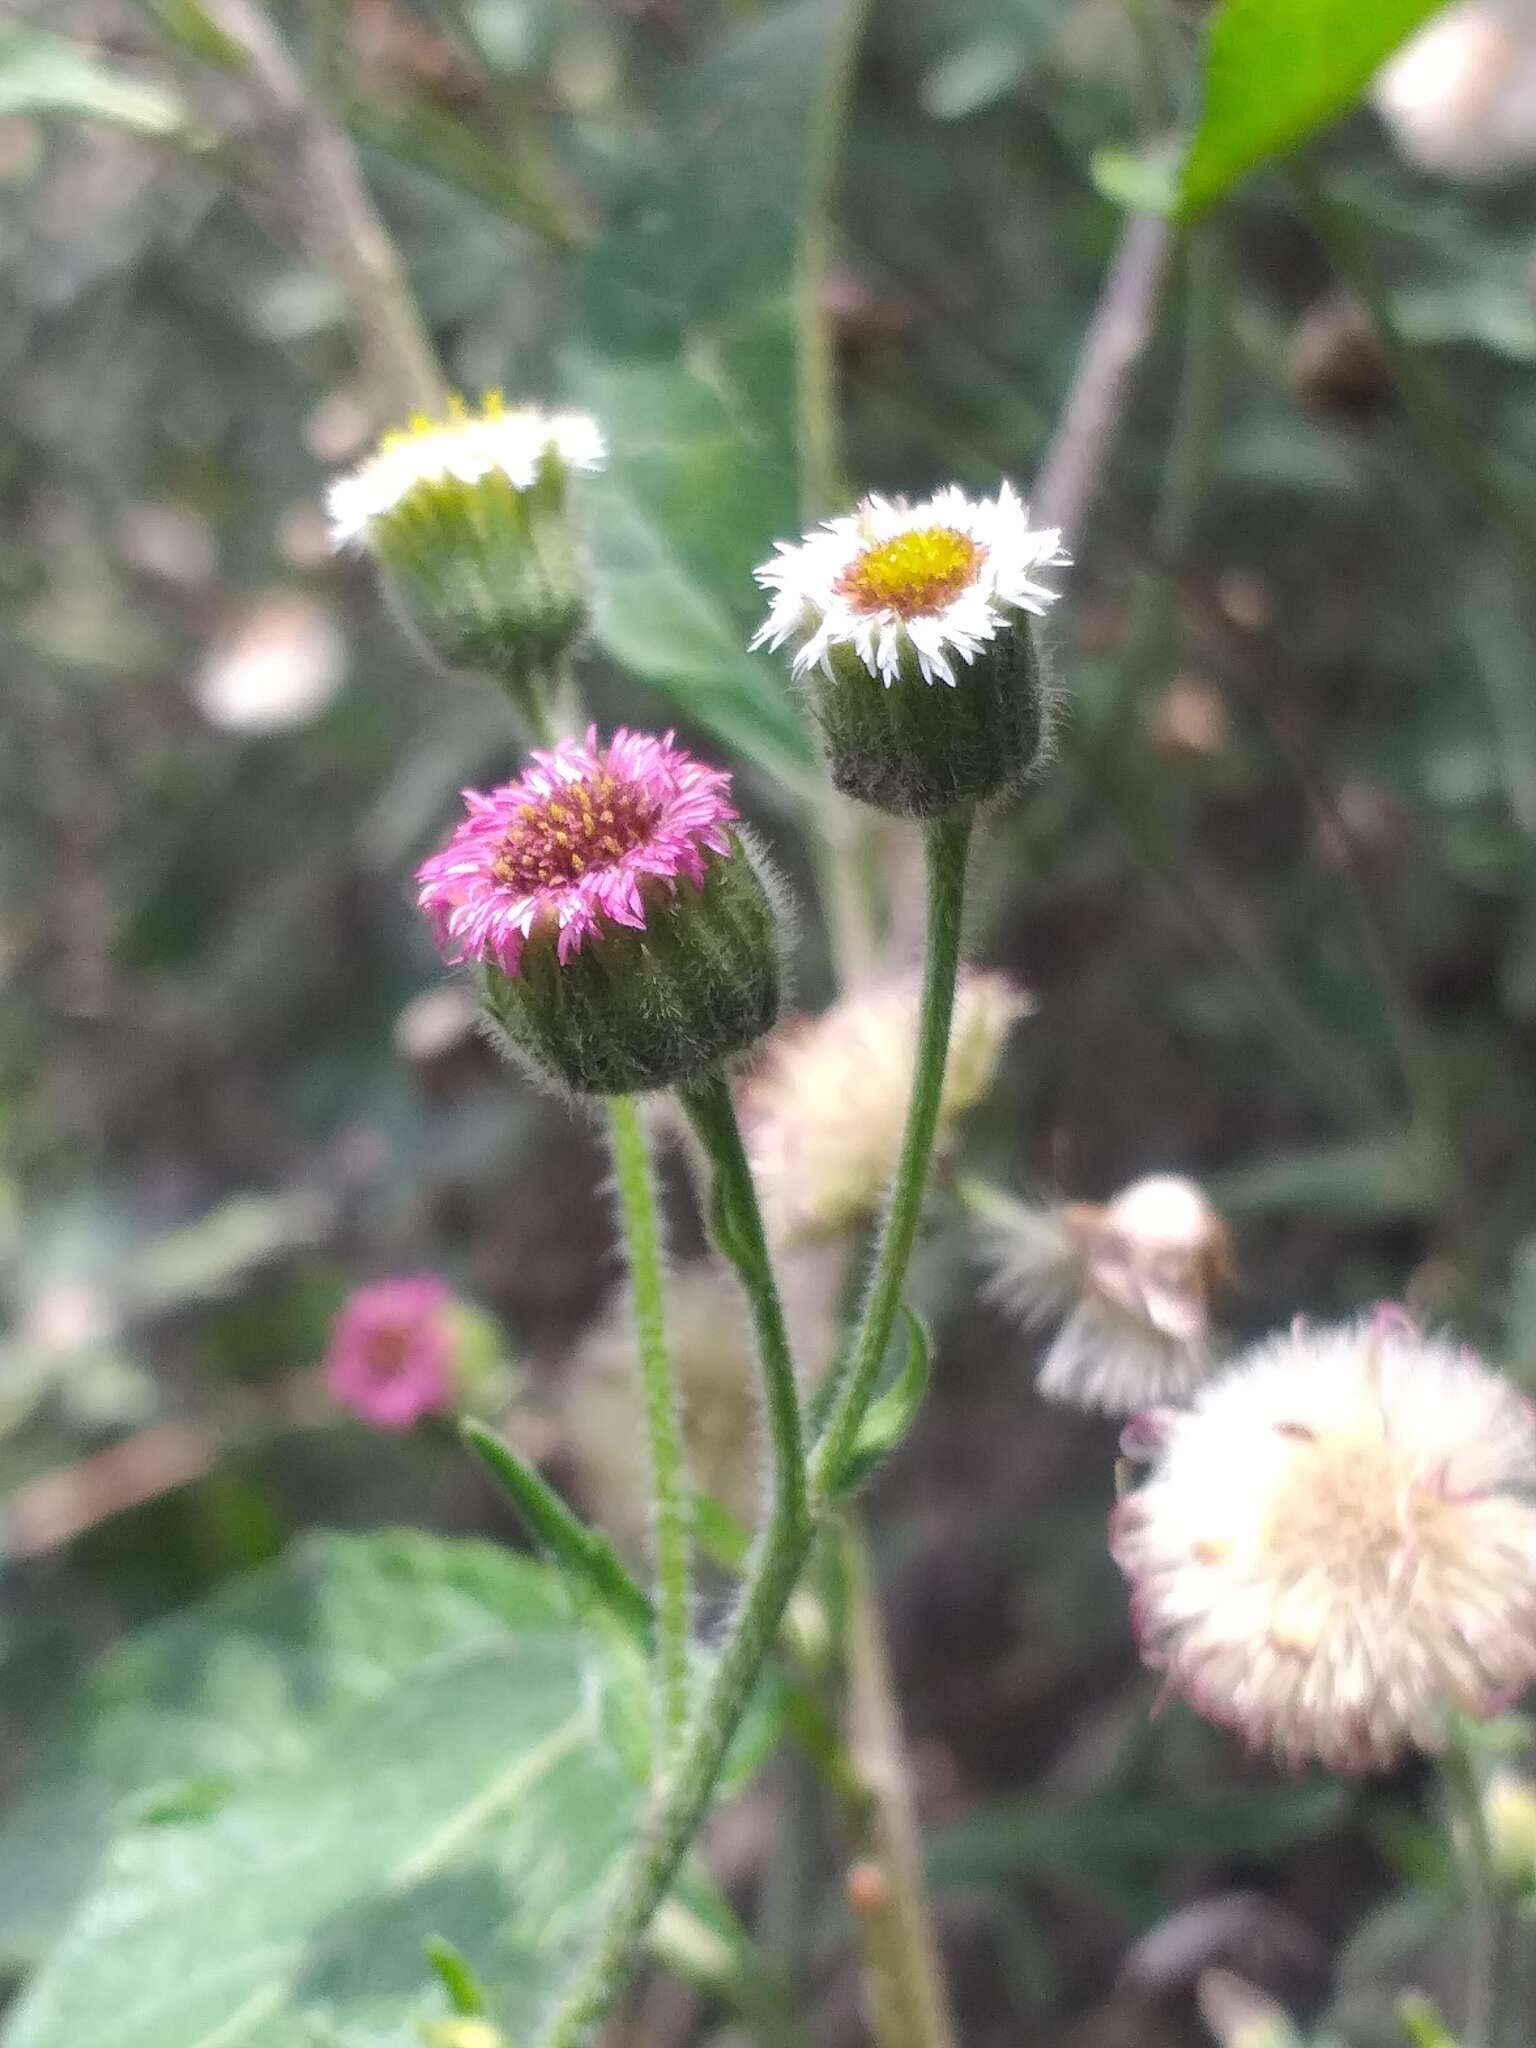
1113 1312 1536 1771
980 1174 1230 1415
751 482 1067 689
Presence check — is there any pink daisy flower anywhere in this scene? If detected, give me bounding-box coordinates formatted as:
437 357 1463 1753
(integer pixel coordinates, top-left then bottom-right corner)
324 1275 454 1431
416 727 739 978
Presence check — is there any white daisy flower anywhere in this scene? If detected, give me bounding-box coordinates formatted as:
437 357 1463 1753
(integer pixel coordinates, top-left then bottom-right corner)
752 482 1067 689
1112 1310 1536 1772
978 1174 1230 1415
326 395 605 548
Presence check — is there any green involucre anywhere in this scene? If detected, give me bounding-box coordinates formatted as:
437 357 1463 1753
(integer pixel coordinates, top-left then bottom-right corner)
811 626 1048 817
479 834 783 1096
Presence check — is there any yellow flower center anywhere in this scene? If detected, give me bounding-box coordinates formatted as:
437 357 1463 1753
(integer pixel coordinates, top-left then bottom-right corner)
492 770 658 891
836 526 984 619
381 389 509 451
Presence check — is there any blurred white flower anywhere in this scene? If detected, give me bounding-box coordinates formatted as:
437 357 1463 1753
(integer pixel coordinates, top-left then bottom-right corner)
745 971 1030 1245
564 1258 838 1555
980 1174 1230 1414
326 396 604 548
193 593 345 733
1373 1 1536 183
1113 1310 1536 1771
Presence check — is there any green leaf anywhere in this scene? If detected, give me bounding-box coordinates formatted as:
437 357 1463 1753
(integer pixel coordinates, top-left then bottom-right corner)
129 0 246 69
1398 1993 1459 2048
650 1875 807 2046
461 1419 653 1644
829 1304 931 1494
1178 0 1442 217
0 26 191 139
929 1779 1349 1907
0 1532 646 2044
565 2 832 786
425 1937 489 2017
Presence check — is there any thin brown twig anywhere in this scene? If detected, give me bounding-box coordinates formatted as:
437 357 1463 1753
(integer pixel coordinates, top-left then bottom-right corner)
1032 213 1172 543
195 0 445 421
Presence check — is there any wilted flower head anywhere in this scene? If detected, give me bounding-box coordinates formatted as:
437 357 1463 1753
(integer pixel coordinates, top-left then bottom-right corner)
417 730 782 1094
326 395 604 547
1112 1311 1536 1772
418 728 736 978
980 1174 1230 1415
327 395 604 715
1373 1 1536 184
745 971 1029 1244
325 1274 453 1430
752 485 1068 815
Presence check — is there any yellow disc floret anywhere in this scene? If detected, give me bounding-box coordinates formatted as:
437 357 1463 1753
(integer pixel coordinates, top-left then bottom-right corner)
835 526 984 619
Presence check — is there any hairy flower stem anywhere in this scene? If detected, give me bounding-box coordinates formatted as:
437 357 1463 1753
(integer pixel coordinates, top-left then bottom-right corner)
680 1069 809 1524
1445 1738 1504 2048
837 1514 957 2048
813 807 972 1490
605 1095 691 1768
537 813 972 2047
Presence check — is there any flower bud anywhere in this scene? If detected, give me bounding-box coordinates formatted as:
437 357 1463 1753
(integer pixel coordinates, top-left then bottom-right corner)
1484 1769 1536 1893
417 728 783 1096
752 484 1067 816
327 394 603 719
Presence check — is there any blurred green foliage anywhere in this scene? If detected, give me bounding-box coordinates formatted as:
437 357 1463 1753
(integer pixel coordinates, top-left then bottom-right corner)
6 0 1536 2042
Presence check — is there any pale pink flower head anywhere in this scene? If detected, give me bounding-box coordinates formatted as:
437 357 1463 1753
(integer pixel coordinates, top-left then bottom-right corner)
1112 1308 1536 1772
415 727 738 979
325 1274 454 1430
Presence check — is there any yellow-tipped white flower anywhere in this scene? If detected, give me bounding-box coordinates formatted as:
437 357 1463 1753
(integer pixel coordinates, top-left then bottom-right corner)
753 484 1065 689
744 971 1030 1245
1113 1311 1536 1772
979 1174 1230 1415
327 396 604 546
326 394 604 716
752 485 1067 815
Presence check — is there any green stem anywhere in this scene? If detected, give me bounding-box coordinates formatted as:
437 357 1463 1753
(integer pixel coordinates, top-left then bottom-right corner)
537 812 973 2047
1445 1737 1502 2048
835 1513 957 2048
678 1069 808 1529
605 1095 691 1768
794 0 873 520
812 808 972 1491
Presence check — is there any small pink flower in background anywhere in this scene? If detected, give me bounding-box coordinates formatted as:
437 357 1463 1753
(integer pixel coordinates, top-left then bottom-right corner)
415 727 737 977
325 1275 454 1430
